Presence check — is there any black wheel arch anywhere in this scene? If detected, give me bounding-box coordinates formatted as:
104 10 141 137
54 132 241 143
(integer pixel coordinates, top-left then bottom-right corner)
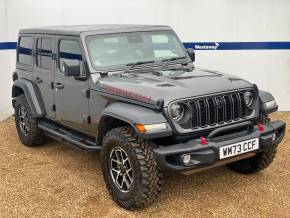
96 114 132 146
259 90 278 115
96 102 172 146
12 79 44 118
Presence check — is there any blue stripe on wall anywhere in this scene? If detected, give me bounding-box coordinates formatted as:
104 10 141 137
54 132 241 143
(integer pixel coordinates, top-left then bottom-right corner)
0 42 17 50
1 41 290 50
183 42 290 50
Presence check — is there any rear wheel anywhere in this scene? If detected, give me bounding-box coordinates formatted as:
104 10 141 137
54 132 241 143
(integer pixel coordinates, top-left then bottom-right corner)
14 94 45 147
101 126 163 210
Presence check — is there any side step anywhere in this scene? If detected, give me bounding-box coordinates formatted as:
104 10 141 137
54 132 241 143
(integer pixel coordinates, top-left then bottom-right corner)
38 120 100 151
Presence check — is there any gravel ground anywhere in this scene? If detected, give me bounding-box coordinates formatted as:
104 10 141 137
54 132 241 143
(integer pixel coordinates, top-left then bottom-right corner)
0 112 289 217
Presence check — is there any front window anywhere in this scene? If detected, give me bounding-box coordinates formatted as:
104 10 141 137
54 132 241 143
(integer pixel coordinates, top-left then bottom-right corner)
59 39 85 76
86 31 187 70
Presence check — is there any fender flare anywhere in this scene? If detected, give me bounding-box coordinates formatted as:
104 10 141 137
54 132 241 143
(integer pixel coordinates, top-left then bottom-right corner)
259 90 278 114
12 79 43 118
96 102 172 144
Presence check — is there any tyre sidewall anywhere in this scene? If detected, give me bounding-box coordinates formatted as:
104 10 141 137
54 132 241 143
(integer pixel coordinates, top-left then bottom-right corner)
14 95 38 146
101 130 143 202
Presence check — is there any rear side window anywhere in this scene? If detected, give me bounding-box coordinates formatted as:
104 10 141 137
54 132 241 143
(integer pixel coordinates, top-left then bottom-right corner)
36 38 53 70
18 36 33 65
59 40 84 75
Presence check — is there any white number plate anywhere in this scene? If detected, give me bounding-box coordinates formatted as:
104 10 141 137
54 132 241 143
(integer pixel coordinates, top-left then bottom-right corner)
219 138 259 159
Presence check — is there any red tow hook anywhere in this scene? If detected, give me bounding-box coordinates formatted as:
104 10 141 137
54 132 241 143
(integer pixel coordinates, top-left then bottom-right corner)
257 123 265 132
200 136 207 145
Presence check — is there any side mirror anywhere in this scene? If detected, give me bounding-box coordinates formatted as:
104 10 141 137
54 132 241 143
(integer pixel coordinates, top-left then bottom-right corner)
63 60 81 77
186 48 195 62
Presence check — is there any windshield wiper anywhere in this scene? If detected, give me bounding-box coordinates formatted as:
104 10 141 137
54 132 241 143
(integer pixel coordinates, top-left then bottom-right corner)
124 60 155 73
161 56 188 68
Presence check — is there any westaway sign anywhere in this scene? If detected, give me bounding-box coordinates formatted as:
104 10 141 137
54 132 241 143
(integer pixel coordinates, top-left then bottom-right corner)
194 43 220 50
183 42 290 50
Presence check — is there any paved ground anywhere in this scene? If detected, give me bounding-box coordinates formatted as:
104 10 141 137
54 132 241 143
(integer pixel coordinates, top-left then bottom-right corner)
0 112 289 217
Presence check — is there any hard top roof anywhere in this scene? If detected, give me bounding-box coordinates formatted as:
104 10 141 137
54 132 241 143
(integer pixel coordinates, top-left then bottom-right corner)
19 24 172 36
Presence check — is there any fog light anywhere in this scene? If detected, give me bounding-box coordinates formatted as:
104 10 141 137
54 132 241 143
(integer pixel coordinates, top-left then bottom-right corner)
272 133 277 142
181 154 191 164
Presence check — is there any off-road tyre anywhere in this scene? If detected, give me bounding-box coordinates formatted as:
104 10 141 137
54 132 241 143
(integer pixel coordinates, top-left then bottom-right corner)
101 126 163 210
14 94 45 147
227 145 278 174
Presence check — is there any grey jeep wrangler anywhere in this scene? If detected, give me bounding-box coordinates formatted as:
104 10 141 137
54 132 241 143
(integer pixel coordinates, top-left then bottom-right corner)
12 25 285 210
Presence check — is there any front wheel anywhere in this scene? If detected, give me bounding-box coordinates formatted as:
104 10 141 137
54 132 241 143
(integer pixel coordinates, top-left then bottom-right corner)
227 145 277 174
101 126 163 210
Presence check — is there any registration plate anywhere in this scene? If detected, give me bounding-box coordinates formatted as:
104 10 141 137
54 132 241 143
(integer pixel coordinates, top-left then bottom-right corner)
219 138 259 159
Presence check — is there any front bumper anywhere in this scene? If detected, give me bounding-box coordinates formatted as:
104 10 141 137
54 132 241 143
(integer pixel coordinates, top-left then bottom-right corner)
153 120 285 173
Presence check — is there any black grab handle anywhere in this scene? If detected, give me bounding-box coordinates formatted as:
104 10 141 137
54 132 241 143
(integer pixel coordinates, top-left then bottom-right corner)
207 121 253 140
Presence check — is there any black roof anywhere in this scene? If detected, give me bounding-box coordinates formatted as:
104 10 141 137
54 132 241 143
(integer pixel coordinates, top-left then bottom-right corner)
19 24 172 36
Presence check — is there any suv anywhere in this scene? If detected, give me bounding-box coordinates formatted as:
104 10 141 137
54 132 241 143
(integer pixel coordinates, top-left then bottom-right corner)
12 25 285 210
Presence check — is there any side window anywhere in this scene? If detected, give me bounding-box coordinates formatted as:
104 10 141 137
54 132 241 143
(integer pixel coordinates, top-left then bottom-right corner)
59 40 84 75
36 38 52 70
18 36 33 65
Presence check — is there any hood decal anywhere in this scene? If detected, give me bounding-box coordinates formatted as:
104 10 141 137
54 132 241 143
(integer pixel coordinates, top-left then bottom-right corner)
101 84 152 103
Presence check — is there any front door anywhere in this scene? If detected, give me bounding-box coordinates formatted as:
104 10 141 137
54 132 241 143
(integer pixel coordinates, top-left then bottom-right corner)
33 35 55 118
54 37 90 132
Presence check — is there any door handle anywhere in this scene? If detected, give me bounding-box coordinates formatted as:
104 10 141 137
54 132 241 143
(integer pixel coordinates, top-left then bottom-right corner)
35 77 43 84
55 83 64 90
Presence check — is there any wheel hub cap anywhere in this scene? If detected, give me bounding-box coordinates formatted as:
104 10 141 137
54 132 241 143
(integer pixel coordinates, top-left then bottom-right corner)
18 106 29 136
109 147 134 193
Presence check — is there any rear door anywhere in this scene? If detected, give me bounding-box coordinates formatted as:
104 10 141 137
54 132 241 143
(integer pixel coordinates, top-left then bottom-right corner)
33 35 56 118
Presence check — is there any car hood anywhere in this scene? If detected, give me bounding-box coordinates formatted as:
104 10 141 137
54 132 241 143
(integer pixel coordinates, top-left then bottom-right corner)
92 67 253 107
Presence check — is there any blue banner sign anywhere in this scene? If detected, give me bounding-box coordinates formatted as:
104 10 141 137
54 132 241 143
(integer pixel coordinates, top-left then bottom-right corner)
1 41 290 50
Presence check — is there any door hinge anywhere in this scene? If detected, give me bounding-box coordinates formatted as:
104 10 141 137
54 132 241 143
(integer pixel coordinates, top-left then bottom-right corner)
83 115 91 124
51 82 54 89
52 104 56 111
86 90 90 98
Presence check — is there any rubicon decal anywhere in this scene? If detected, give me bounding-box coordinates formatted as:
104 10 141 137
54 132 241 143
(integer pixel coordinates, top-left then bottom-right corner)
103 84 152 103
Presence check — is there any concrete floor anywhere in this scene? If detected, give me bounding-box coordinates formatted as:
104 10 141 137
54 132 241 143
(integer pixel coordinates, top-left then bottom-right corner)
0 112 289 217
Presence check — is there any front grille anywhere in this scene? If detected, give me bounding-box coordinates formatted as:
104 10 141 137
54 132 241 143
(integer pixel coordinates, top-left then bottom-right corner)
180 91 253 130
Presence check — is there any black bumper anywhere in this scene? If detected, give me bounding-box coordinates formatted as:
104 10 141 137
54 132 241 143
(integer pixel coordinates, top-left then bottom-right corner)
153 120 286 172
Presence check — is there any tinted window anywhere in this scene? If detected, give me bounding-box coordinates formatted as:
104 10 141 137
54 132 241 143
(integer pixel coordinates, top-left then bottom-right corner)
59 40 84 75
36 38 53 70
18 36 33 65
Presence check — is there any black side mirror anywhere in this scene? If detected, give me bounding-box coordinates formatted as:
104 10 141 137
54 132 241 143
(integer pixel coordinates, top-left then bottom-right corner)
186 48 195 62
63 60 81 77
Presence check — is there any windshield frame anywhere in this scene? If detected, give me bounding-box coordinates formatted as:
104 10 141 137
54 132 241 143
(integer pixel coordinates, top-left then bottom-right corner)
83 30 190 72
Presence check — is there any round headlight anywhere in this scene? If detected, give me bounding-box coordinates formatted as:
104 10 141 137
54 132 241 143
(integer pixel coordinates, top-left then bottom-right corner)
169 103 184 121
244 91 254 107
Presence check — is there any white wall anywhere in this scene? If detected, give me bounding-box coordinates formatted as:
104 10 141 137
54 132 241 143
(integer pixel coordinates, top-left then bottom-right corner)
0 0 13 120
0 0 290 120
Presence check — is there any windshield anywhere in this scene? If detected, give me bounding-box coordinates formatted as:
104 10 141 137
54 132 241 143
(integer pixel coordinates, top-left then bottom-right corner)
86 31 187 70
